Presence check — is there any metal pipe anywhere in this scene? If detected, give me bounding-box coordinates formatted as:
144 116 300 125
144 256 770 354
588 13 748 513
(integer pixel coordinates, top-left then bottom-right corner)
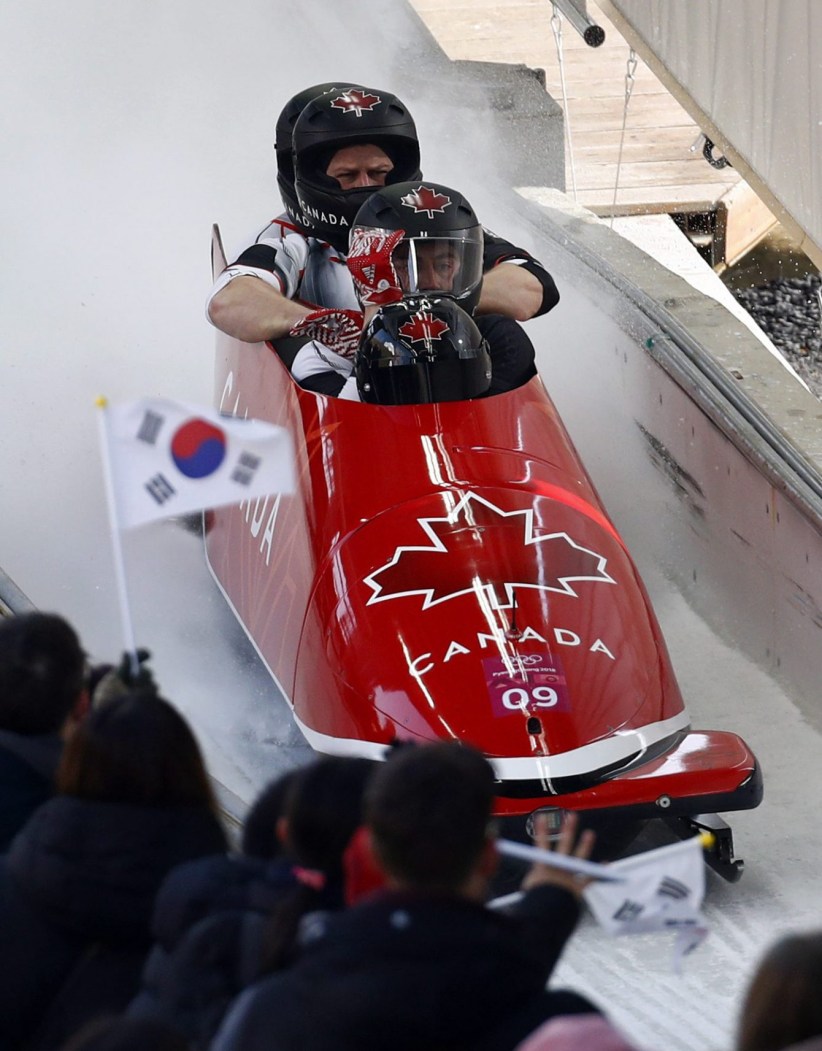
552 0 606 47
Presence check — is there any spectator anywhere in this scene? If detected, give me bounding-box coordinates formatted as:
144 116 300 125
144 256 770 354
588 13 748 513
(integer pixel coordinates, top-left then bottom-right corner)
129 768 299 1002
736 931 822 1051
0 611 89 851
514 1013 645 1051
88 648 159 708
239 769 297 860
62 1015 192 1051
126 756 375 1049
0 691 227 1050
212 742 598 1051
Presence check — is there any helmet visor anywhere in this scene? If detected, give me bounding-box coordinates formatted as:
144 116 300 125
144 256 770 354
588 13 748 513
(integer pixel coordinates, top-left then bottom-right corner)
352 225 484 305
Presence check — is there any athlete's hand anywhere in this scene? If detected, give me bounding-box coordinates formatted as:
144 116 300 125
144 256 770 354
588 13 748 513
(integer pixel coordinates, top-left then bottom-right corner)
520 810 596 899
347 228 405 307
91 648 159 707
289 307 365 360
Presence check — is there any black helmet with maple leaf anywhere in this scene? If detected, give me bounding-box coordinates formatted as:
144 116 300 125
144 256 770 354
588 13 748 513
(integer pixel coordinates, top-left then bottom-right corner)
351 181 484 314
292 86 421 252
275 82 348 233
355 296 491 405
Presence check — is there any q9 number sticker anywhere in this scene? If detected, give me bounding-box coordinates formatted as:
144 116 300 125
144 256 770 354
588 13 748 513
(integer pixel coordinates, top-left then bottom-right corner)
483 653 570 717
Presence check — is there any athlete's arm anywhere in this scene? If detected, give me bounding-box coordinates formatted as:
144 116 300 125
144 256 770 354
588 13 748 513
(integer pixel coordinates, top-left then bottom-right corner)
479 230 560 321
477 263 544 321
208 277 311 343
206 233 313 343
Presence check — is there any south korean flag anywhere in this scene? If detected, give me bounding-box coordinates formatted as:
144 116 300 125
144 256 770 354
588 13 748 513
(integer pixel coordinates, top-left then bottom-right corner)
98 396 295 529
583 835 709 971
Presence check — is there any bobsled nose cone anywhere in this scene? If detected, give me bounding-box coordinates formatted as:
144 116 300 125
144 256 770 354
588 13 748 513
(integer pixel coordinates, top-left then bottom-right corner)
295 487 684 768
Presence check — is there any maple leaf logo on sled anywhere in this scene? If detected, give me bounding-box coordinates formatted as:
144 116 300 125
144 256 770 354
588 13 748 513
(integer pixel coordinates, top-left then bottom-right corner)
330 89 381 117
399 310 450 346
364 492 616 609
400 185 452 218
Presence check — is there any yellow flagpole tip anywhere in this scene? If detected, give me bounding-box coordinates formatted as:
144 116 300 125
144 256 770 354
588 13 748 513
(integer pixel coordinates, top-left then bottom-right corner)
698 831 716 849
95 396 109 409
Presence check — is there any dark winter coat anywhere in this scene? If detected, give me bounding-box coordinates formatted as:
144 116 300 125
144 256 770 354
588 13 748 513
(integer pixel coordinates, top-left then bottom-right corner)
127 854 309 1048
212 885 596 1051
0 794 227 1050
143 852 306 948
0 728 61 852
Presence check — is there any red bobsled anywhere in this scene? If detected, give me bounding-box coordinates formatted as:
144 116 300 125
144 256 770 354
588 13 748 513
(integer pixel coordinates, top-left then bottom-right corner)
205 228 762 876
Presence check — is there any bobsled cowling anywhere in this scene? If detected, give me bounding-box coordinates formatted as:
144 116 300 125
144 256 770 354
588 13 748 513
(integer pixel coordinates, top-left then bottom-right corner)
206 326 761 825
206 222 761 838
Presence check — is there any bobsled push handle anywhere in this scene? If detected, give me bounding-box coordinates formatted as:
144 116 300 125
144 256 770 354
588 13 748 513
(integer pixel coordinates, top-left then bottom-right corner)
211 223 228 280
209 222 310 373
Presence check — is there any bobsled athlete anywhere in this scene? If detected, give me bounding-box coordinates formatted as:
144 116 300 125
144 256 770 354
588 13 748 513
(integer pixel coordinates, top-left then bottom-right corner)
354 296 494 405
286 180 538 400
206 84 558 355
352 181 538 397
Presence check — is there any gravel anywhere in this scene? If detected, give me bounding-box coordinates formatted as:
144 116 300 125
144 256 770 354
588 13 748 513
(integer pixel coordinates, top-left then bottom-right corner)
728 272 822 398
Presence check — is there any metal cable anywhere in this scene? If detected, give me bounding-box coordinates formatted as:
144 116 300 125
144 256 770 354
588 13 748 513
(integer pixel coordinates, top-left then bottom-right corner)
551 5 579 202
611 48 638 227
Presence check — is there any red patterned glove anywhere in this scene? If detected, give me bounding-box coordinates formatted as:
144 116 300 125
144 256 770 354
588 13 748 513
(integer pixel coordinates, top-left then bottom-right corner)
289 307 365 360
347 228 405 306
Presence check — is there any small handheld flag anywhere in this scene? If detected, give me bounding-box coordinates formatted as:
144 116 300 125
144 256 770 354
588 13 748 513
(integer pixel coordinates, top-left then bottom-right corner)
583 834 709 970
490 833 710 971
496 838 624 882
95 396 296 674
97 396 295 529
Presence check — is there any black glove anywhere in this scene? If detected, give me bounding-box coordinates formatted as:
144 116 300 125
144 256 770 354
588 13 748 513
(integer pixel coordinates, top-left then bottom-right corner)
92 648 159 706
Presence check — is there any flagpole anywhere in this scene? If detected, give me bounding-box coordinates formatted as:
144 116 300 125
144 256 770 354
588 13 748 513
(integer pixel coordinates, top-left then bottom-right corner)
497 837 625 882
95 397 140 678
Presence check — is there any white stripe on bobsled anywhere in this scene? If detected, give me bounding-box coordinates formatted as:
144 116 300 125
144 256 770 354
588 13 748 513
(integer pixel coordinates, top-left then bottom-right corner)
291 709 692 780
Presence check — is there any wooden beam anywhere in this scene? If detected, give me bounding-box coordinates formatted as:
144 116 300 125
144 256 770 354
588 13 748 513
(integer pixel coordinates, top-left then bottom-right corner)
717 181 779 269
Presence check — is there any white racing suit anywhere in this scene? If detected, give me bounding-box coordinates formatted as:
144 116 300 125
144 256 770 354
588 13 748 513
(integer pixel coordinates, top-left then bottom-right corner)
208 216 360 396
